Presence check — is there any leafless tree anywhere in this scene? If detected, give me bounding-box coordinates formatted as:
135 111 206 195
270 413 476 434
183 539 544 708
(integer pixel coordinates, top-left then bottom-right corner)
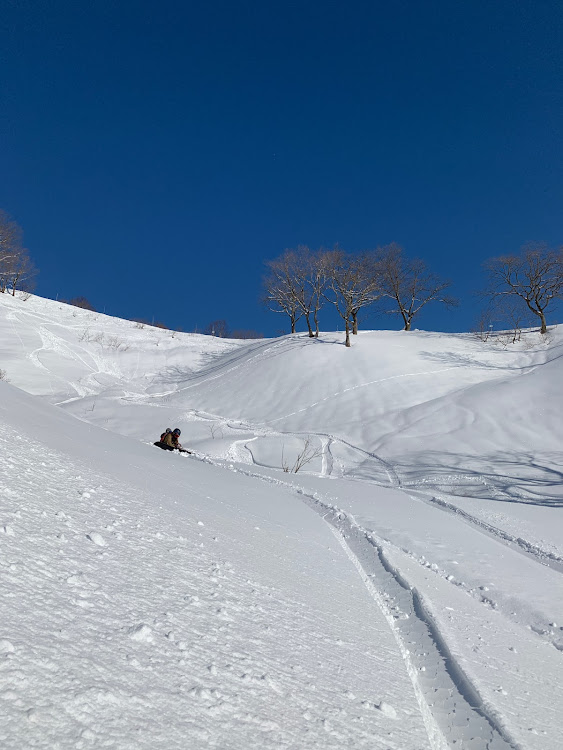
263 251 304 334
376 243 457 331
482 243 563 335
323 248 381 346
204 319 229 337
472 310 494 342
265 247 329 337
0 210 38 294
303 248 329 337
0 210 23 288
69 296 96 311
288 246 329 337
505 303 528 344
281 438 323 473
8 249 37 295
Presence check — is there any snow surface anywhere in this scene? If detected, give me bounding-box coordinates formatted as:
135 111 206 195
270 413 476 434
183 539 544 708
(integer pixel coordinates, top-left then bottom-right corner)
1 291 562 749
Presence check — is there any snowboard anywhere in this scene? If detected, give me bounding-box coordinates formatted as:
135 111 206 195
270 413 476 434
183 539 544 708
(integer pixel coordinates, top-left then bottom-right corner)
153 441 192 454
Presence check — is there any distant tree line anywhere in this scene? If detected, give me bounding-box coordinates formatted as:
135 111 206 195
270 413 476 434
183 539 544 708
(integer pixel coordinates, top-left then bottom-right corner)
203 319 264 339
263 244 458 346
4 207 561 345
0 210 37 295
263 242 563 346
60 296 97 311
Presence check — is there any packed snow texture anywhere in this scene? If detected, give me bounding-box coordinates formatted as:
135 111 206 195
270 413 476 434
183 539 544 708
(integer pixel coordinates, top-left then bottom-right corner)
1 291 562 749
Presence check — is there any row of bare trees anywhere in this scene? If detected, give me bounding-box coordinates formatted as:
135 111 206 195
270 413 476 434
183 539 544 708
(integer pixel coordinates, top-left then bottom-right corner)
264 242 563 345
0 210 37 295
263 244 457 346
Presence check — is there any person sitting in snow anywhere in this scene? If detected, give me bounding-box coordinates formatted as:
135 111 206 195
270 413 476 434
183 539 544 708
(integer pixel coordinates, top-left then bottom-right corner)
155 427 190 453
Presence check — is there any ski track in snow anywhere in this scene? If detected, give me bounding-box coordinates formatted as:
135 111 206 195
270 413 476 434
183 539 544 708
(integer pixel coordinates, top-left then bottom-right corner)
266 367 463 424
323 525 517 750
403 487 563 573
145 337 305 398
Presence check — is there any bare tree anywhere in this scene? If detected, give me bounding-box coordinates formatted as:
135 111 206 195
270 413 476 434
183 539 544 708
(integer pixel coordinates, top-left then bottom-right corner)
504 302 529 344
472 310 494 342
204 319 229 337
323 248 380 346
482 244 563 335
0 211 22 267
303 248 329 337
68 296 96 311
9 249 37 295
265 247 329 337
281 438 323 473
263 251 304 333
376 243 457 331
0 210 26 293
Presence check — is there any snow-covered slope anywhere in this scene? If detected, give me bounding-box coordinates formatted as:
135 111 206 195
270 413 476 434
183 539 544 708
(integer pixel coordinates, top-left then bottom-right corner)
0 381 433 749
1 291 562 749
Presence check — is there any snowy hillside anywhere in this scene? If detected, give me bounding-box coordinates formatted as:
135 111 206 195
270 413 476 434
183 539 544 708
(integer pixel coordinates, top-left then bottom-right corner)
1 291 562 749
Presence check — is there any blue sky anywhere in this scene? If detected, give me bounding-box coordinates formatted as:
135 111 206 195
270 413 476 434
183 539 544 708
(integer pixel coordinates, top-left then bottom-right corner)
1 1 562 335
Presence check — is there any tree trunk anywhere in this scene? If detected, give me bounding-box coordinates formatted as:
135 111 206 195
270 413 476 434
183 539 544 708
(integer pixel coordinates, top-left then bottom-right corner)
291 318 296 333
345 318 351 347
400 306 409 330
305 314 314 337
314 308 320 337
526 300 548 334
352 311 358 334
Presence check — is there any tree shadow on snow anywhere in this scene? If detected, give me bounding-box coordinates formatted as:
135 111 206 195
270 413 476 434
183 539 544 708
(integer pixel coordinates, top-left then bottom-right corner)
397 451 563 507
418 350 537 372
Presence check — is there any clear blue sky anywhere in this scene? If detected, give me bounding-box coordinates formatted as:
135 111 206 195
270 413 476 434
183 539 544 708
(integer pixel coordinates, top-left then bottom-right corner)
1 1 562 335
